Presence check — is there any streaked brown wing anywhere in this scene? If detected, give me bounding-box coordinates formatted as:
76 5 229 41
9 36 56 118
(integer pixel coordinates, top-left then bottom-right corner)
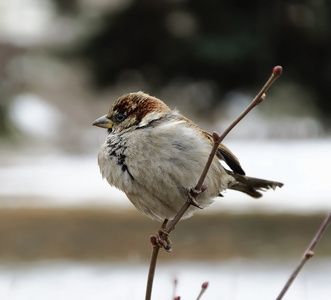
201 129 245 175
217 143 245 175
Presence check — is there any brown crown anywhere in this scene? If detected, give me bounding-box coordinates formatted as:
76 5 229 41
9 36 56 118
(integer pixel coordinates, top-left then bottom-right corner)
108 91 171 123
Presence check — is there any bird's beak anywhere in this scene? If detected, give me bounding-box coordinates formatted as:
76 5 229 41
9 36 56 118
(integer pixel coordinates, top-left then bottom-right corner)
92 115 114 129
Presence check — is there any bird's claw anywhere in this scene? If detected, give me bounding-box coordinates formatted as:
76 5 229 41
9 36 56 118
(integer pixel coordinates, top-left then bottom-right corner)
187 187 206 209
150 219 173 252
156 230 173 252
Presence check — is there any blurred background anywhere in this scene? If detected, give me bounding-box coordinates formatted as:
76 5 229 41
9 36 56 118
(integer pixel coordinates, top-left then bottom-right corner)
0 0 331 299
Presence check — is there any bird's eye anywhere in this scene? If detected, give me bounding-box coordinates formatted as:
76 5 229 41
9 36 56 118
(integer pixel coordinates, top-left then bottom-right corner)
115 113 126 123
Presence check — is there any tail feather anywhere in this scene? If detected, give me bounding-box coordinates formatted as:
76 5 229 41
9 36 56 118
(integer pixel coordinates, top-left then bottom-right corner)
228 173 283 198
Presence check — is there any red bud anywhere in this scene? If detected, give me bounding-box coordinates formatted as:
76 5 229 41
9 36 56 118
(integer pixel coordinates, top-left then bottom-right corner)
202 281 209 289
212 131 220 141
273 66 283 77
150 235 157 246
305 250 314 258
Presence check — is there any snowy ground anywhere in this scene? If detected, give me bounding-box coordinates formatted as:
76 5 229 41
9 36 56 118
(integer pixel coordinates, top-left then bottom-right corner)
0 139 330 214
0 258 330 300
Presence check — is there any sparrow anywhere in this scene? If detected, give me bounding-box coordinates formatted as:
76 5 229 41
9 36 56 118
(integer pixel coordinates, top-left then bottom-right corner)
93 91 283 222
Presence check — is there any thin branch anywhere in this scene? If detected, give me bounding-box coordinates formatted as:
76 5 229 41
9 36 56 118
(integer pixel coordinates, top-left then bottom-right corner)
173 278 178 300
218 65 282 144
195 66 282 191
145 66 283 300
276 212 331 300
196 281 209 300
166 66 283 236
145 238 160 300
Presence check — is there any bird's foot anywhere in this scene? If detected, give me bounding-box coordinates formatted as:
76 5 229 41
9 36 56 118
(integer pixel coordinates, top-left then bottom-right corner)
187 185 207 209
150 219 173 252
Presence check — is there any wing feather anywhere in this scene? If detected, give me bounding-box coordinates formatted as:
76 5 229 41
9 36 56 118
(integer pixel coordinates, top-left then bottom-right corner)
172 115 245 175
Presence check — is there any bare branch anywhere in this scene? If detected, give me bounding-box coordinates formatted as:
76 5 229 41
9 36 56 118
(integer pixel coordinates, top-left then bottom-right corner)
164 66 283 236
173 278 178 300
145 240 160 300
218 65 282 143
196 281 209 300
276 212 331 300
196 66 282 191
145 66 283 300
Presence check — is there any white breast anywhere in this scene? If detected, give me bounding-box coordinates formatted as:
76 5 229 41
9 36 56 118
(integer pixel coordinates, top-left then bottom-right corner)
98 118 234 221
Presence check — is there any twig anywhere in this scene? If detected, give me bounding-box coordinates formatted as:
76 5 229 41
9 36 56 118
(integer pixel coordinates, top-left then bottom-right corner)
167 66 283 236
173 278 178 300
145 66 283 300
196 281 209 300
145 237 160 300
276 212 331 300
196 66 282 191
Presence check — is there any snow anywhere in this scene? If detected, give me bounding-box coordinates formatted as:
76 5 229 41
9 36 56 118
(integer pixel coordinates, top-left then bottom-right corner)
9 94 64 138
0 259 330 300
0 139 330 214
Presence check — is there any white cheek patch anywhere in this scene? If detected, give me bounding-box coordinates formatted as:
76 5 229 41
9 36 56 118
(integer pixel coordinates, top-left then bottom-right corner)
138 112 165 127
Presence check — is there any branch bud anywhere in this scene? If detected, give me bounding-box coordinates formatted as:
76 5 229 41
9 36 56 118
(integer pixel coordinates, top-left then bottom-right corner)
212 131 220 142
305 250 314 258
273 66 283 77
196 281 209 300
202 281 209 289
150 235 158 247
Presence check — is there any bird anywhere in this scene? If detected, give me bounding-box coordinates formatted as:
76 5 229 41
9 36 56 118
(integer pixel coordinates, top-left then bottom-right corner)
93 91 283 222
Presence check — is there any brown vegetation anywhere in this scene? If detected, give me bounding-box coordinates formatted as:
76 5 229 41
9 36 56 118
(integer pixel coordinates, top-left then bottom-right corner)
0 208 329 261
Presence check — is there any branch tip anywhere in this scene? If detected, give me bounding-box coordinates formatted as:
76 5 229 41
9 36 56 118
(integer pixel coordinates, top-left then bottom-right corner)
196 281 209 300
202 281 209 289
273 65 283 77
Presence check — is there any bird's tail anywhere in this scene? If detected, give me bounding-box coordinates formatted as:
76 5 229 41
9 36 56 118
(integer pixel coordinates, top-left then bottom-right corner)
227 172 283 198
